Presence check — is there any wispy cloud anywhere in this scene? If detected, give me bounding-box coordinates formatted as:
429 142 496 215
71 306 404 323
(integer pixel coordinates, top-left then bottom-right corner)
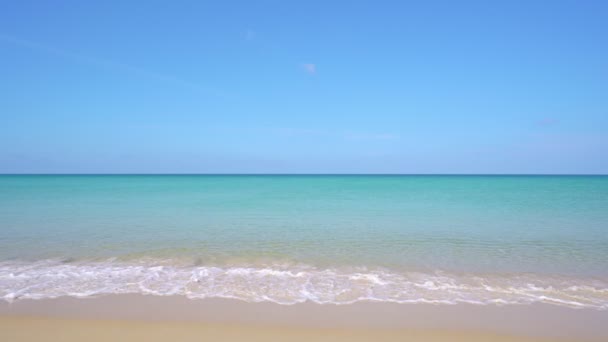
536 117 559 127
344 132 400 141
244 29 256 41
271 127 325 137
0 33 228 98
265 126 399 141
302 63 316 75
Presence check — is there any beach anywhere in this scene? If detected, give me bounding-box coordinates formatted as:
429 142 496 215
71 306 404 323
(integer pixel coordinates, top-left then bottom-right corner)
2 295 608 341
4 0 608 340
2 175 607 308
1 175 607 340
0 317 569 342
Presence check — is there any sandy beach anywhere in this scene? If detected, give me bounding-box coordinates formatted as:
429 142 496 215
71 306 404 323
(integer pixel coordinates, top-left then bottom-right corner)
3 0 608 340
1 295 607 341
0 316 578 342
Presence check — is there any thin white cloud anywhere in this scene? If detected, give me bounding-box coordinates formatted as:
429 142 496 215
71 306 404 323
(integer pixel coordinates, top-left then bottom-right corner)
244 29 256 41
272 127 325 137
0 33 228 98
536 118 559 127
302 63 316 74
344 132 400 141
264 126 399 141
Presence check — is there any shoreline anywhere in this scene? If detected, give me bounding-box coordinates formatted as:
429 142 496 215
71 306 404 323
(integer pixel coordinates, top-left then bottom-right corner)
1 295 607 341
3 259 606 309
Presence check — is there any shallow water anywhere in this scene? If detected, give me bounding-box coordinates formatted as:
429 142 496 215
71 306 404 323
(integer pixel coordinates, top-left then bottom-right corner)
1 175 607 307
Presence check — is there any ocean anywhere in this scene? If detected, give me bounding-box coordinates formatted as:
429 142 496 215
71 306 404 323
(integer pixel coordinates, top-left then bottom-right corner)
1 175 607 308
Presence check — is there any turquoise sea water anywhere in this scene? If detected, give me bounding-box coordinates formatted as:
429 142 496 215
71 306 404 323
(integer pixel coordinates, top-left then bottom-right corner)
1 175 607 307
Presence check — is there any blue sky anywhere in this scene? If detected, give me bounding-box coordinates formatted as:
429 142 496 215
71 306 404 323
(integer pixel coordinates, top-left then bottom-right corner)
1 1 607 174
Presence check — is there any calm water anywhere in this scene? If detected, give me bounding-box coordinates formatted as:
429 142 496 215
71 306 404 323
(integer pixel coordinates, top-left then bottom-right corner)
1 175 607 307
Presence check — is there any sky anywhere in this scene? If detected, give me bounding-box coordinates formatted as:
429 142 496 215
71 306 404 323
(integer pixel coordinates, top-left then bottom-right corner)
1 1 607 174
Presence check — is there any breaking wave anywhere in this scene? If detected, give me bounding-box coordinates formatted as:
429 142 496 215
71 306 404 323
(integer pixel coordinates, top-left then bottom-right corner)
1 259 607 309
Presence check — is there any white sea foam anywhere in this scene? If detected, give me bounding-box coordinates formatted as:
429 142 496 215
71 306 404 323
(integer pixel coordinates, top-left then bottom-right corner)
0 260 607 309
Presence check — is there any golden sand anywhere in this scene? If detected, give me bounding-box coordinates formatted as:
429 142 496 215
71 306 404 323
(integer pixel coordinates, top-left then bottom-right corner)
0 316 572 342
1 295 607 341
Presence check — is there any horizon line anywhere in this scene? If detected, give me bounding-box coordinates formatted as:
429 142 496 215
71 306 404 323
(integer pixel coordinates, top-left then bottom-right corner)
1 173 607 176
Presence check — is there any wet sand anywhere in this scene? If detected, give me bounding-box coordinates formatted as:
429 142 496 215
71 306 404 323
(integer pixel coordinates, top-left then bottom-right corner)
0 316 579 342
1 295 607 341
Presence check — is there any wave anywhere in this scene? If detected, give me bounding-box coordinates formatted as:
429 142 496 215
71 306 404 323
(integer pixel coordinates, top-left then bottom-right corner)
1 260 607 309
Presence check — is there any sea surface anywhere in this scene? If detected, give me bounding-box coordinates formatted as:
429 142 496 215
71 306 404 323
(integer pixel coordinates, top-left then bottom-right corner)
1 175 607 308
